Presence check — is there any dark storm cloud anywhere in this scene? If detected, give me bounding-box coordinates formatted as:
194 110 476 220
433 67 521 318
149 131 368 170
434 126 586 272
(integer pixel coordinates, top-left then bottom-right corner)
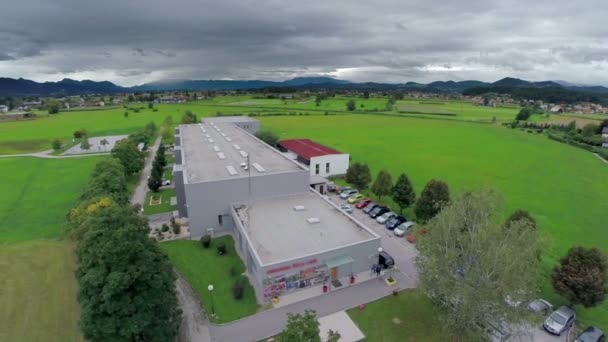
0 0 606 85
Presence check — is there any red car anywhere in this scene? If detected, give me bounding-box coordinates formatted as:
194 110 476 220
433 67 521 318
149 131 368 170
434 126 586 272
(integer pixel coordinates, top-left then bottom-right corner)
355 199 372 209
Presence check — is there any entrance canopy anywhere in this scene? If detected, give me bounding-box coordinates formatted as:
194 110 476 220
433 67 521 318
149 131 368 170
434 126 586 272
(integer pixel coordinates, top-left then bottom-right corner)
325 255 354 269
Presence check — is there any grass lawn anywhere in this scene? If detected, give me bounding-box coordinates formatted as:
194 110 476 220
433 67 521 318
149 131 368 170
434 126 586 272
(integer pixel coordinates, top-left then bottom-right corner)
261 114 608 328
0 157 104 243
144 188 176 215
0 240 83 342
160 237 258 323
347 290 475 341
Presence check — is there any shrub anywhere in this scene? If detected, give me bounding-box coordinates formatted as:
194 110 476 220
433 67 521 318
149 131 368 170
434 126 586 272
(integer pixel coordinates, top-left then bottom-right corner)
172 224 180 234
161 224 170 232
200 234 211 248
232 276 247 300
217 242 227 255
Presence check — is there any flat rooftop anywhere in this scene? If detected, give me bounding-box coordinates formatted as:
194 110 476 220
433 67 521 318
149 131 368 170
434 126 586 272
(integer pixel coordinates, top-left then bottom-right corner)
180 121 302 183
234 191 379 265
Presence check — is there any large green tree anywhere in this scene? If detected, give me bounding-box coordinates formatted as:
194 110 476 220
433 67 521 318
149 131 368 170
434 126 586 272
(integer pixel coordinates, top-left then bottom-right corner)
346 99 356 111
371 170 392 201
504 209 536 230
392 173 416 213
76 205 181 341
82 159 129 204
111 139 144 175
416 189 543 333
278 310 339 342
345 162 372 190
552 247 608 308
415 179 450 221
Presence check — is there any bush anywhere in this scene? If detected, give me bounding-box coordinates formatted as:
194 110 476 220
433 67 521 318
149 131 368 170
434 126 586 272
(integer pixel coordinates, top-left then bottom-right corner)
217 242 227 255
230 266 238 277
232 276 247 300
172 224 180 235
200 234 211 248
161 224 170 233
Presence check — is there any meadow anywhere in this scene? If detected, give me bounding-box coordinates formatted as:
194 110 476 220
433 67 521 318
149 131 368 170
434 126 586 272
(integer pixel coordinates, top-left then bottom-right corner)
260 114 608 327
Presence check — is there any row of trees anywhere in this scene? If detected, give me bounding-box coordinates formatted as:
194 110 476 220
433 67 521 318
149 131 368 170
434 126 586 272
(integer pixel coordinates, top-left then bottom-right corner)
148 143 167 192
67 140 181 341
345 163 450 221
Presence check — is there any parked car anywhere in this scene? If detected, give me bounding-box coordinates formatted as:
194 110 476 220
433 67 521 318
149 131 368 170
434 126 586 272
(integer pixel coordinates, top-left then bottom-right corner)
340 189 358 199
362 203 378 214
369 206 389 218
347 194 365 204
355 199 372 209
378 251 394 269
376 211 397 224
544 306 576 336
327 182 337 192
394 221 415 236
339 204 353 213
162 179 171 186
528 299 553 316
385 215 406 230
575 326 605 342
337 186 351 194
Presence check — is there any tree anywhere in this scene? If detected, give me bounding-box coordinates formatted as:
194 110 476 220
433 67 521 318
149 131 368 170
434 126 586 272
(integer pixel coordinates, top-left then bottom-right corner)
278 310 320 342
315 94 323 107
415 179 450 221
73 128 88 139
52 139 62 151
327 330 341 342
582 123 600 137
416 189 543 333
76 205 181 341
598 119 608 134
47 99 60 114
345 162 372 190
346 99 356 111
80 137 91 151
148 102 154 109
371 170 392 201
363 91 370 99
111 139 144 175
256 130 279 147
392 173 416 213
552 247 608 308
515 107 532 121
124 111 129 118
147 173 162 192
505 209 536 230
82 159 129 205
181 110 198 124
99 138 109 151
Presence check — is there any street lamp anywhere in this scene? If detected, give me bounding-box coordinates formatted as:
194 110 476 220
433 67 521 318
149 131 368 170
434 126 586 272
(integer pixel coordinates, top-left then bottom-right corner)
207 284 215 316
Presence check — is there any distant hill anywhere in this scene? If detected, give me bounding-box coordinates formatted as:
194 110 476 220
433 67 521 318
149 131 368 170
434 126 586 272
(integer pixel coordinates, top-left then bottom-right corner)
0 78 125 96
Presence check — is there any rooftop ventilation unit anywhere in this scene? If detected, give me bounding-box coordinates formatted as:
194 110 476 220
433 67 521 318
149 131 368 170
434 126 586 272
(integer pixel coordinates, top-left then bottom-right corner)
226 165 238 176
252 163 266 172
217 152 226 160
213 146 220 152
233 144 241 150
215 128 221 132
221 133 227 137
306 217 320 224
239 150 248 158
205 134 211 138
225 137 232 142
208 138 214 143
294 205 306 211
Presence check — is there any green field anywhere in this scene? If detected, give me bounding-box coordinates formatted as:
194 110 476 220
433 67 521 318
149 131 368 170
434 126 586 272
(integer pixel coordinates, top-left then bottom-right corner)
160 237 258 323
260 114 608 327
347 290 476 341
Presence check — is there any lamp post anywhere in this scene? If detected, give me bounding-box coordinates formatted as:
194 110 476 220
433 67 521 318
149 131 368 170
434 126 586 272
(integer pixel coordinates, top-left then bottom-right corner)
207 284 215 316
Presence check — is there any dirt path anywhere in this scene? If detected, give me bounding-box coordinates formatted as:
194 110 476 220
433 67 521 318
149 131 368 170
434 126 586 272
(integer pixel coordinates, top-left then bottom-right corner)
0 149 109 159
130 135 161 206
175 275 212 342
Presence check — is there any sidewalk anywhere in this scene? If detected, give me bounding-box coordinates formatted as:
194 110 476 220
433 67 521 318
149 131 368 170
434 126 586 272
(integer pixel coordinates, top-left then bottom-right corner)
209 271 415 342
130 135 162 206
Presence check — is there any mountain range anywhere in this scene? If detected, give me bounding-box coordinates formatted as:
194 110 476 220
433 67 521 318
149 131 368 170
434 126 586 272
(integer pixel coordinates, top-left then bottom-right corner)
1 76 607 97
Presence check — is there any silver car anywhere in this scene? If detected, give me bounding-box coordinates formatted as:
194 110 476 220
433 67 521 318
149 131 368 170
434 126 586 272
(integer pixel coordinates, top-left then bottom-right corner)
393 221 415 237
339 189 358 199
339 204 353 213
544 306 575 335
376 211 396 224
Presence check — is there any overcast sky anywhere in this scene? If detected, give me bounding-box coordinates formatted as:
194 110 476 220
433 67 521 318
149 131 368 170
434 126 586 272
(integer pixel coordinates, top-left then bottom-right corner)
1 0 607 86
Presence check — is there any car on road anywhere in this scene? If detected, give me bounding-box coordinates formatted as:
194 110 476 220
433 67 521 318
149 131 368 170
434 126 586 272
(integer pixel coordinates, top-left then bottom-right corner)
575 326 605 342
369 206 389 218
362 203 378 214
544 306 576 336
355 199 372 209
339 204 353 213
385 215 406 230
340 189 358 199
347 194 365 204
528 299 553 316
376 211 396 224
394 221 415 236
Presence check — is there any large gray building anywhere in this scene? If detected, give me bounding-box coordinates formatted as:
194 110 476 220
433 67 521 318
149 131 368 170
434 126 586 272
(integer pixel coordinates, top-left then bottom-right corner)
173 116 381 302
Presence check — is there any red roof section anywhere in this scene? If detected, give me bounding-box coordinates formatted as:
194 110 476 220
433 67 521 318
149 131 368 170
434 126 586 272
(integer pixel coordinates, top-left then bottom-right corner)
279 139 341 160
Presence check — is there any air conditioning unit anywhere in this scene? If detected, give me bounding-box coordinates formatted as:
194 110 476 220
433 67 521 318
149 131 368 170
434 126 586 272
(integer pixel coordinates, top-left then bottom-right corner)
306 217 320 224
293 205 306 211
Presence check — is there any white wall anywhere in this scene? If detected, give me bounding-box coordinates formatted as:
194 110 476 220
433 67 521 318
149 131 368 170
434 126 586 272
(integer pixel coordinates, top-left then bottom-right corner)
310 154 349 177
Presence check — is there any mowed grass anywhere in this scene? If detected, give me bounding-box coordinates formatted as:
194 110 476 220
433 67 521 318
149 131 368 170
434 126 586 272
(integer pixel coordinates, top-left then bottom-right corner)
260 114 608 327
144 188 177 215
0 157 104 243
160 237 258 323
0 240 83 342
347 290 476 341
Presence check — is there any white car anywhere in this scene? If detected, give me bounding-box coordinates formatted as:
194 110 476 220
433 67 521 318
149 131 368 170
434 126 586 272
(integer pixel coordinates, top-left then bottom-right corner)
162 179 171 186
393 221 415 237
339 204 353 213
339 190 358 199
376 211 396 224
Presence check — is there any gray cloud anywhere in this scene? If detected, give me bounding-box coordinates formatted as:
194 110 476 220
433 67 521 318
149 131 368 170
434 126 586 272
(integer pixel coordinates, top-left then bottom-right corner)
0 0 606 86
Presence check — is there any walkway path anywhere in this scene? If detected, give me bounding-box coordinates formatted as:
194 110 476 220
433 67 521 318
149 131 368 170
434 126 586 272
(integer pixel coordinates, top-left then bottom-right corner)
130 135 161 206
176 275 212 342
209 271 415 342
0 149 109 159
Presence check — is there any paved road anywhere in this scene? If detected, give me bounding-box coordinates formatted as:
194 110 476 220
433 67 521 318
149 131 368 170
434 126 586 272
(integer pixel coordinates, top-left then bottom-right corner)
176 275 212 342
594 153 608 165
0 149 109 159
210 271 414 342
130 135 162 206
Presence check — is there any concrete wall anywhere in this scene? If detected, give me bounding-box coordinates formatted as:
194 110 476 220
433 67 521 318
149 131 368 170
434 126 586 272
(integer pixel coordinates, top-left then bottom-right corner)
185 169 310 238
174 169 188 217
310 154 350 178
